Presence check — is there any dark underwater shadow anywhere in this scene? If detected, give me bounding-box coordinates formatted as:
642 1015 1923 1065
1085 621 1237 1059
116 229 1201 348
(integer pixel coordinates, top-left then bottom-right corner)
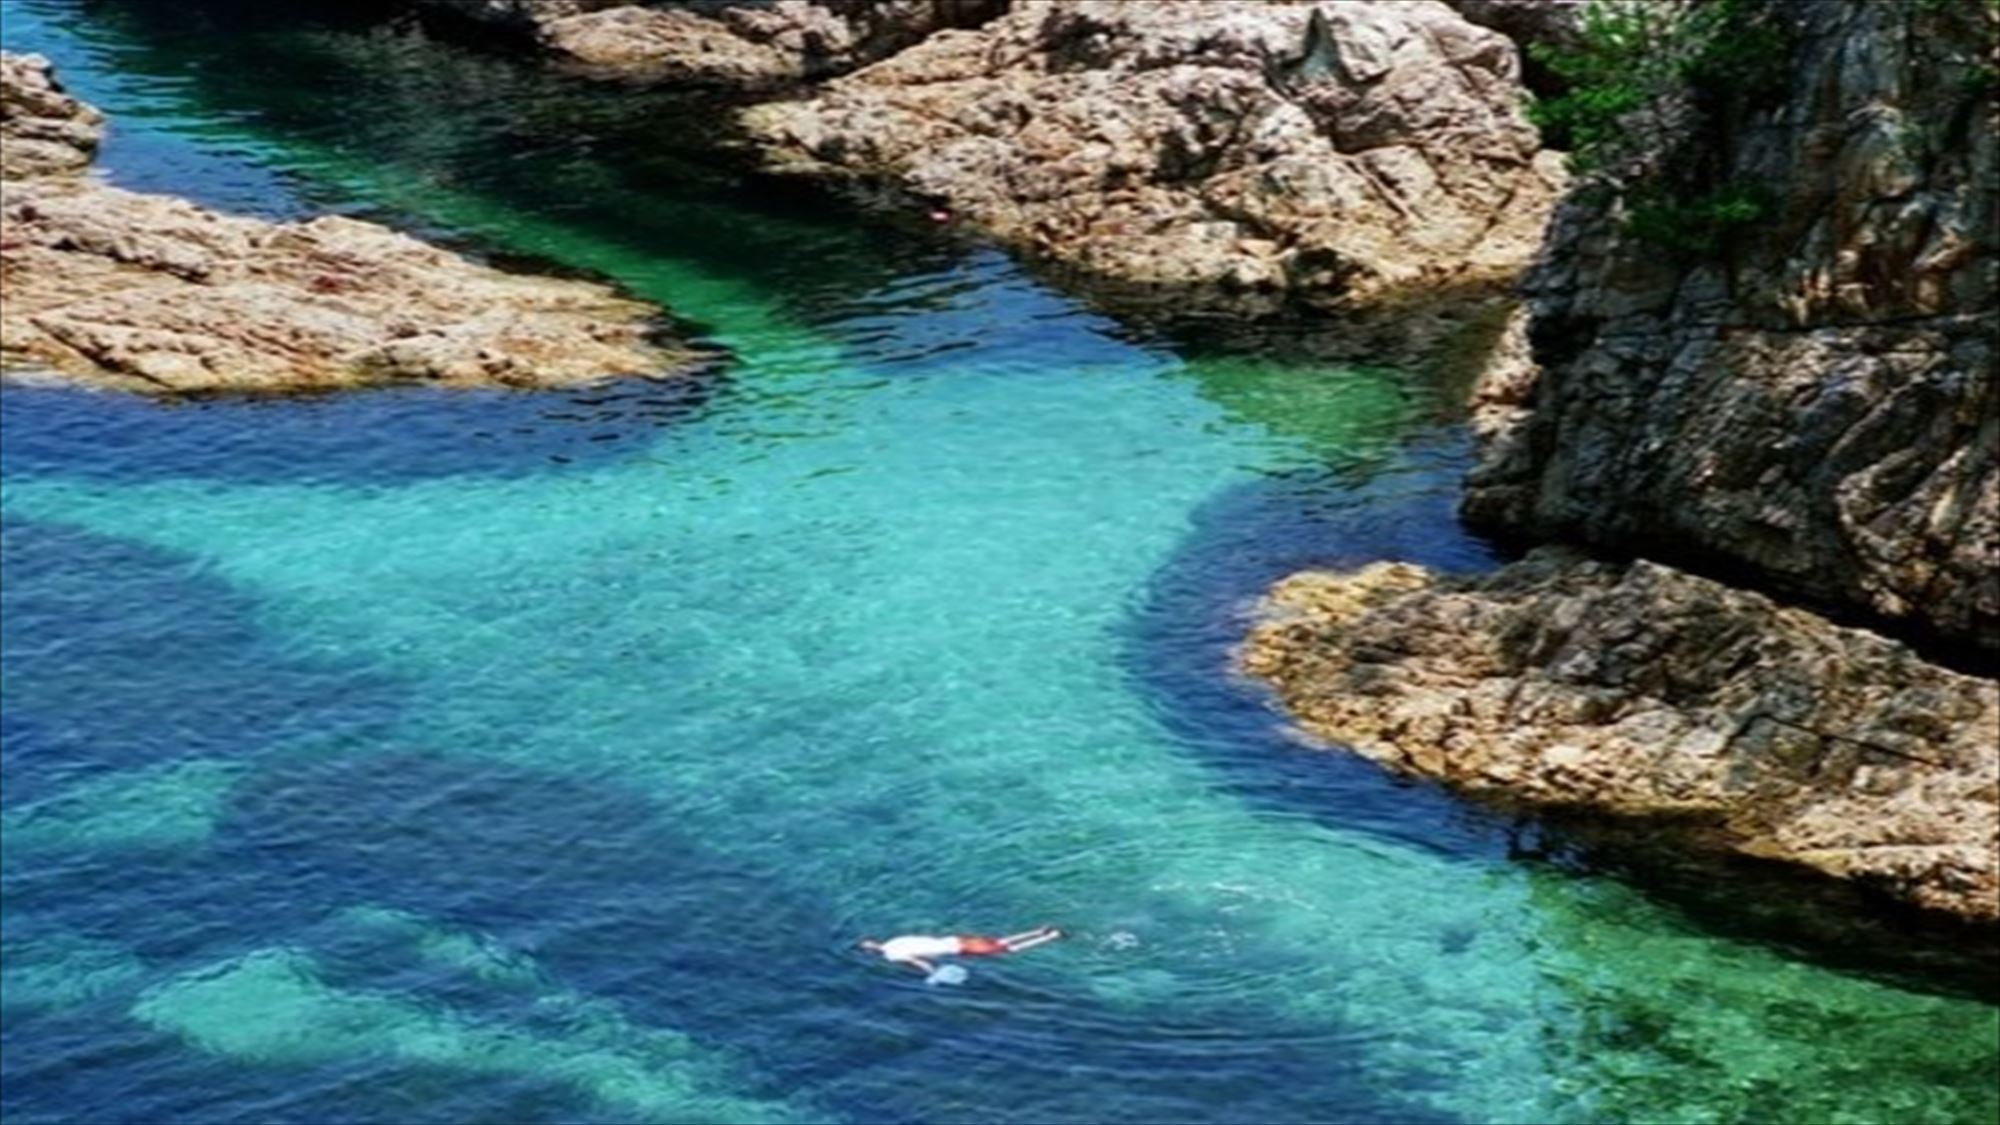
0 515 407 805
1507 814 2000 1003
0 371 721 487
1118 427 1512 862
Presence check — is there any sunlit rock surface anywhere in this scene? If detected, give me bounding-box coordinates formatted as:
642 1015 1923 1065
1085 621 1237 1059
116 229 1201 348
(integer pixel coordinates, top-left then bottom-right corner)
0 51 103 178
1244 548 2000 921
743 0 1564 319
0 51 705 394
414 0 1008 88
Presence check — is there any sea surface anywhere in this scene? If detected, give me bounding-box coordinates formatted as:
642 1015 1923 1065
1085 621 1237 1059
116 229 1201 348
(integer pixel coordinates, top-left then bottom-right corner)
2 2 1995 1123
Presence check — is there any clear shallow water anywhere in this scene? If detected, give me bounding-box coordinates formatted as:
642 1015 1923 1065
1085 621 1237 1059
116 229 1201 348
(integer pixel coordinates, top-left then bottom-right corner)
2 3 1995 1123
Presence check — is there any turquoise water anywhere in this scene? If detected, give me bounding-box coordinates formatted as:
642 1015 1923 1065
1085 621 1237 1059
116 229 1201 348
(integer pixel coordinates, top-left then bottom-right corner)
2 3 1996 1123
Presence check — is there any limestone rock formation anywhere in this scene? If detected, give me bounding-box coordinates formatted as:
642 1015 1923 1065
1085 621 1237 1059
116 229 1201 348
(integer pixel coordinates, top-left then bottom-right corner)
0 52 103 179
414 0 1007 88
0 52 702 394
1243 549 2000 921
742 0 1565 316
1463 0 1999 650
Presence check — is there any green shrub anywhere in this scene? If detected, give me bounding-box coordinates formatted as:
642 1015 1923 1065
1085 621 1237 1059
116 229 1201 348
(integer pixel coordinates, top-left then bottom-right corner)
1527 0 1793 256
1623 182 1772 256
1527 1 1681 165
1528 0 1792 171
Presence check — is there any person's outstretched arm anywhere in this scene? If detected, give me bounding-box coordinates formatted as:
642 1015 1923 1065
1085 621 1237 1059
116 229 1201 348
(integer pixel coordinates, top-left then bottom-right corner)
904 957 937 974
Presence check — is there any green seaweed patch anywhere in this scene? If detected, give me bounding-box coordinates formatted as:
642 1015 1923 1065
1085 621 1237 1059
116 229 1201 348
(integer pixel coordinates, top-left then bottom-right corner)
1623 182 1773 257
1172 355 1418 466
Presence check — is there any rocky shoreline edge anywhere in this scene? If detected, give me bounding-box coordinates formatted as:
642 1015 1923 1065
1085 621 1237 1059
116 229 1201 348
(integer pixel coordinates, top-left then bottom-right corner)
0 50 708 395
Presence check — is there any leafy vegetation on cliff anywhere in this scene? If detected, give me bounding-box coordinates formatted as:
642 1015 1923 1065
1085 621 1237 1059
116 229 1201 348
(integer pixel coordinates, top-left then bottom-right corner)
1527 0 1790 255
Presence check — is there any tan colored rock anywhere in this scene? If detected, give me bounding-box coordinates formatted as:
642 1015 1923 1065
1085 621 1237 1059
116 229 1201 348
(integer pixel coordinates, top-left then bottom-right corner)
0 52 103 179
1463 0 1999 650
1243 548 2000 921
415 0 1007 88
742 0 1565 317
0 52 701 395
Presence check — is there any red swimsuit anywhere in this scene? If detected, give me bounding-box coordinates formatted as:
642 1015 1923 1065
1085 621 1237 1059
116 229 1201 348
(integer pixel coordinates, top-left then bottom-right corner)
957 935 1008 957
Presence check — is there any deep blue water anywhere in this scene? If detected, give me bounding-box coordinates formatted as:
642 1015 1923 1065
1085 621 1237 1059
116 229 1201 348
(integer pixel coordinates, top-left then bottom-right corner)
3 3 1996 1123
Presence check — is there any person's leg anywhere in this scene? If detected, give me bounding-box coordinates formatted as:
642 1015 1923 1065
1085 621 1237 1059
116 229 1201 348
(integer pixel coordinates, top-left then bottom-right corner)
1001 930 1062 953
1000 926 1057 945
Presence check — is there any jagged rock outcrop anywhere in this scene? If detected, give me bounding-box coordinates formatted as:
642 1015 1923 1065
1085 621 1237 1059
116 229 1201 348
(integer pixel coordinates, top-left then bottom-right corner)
1464 0 1999 651
0 52 703 394
0 52 103 179
413 0 1008 88
742 0 1565 320
1243 548 2000 921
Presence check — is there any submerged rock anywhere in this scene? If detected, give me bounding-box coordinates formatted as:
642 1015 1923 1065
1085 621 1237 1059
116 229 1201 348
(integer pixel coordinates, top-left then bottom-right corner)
1242 548 2000 922
0 51 704 395
413 0 1008 89
742 0 1565 319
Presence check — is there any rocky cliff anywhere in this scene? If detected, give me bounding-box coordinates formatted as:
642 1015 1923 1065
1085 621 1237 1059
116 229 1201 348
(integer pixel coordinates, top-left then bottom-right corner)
1243 0 1999 921
0 52 704 394
742 0 1566 324
1466 0 1998 652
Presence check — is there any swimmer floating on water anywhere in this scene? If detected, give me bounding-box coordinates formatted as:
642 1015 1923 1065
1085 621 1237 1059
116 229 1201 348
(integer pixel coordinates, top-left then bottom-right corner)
858 926 1064 975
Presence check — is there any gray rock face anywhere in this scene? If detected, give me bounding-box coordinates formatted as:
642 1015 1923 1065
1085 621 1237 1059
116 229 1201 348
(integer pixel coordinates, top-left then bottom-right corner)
1464 0 1999 651
0 53 703 394
0 52 103 179
742 0 1565 318
1242 548 2000 921
414 0 1008 88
